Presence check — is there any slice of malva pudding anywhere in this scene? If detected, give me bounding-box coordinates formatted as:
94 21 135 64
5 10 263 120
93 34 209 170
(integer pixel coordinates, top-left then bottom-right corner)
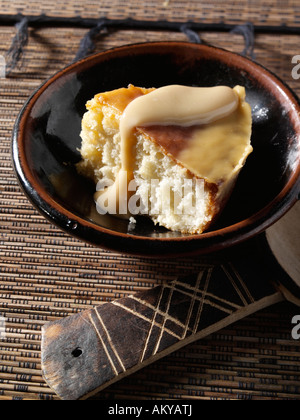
77 84 253 234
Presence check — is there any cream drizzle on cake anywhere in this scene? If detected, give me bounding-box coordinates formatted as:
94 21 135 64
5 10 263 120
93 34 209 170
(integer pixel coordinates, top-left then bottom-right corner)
94 84 252 217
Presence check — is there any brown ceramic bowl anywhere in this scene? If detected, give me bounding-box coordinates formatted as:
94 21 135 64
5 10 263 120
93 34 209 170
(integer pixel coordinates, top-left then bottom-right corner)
12 42 300 257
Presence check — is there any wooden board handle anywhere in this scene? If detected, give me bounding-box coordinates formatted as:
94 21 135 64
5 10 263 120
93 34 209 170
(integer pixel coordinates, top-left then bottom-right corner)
41 255 284 400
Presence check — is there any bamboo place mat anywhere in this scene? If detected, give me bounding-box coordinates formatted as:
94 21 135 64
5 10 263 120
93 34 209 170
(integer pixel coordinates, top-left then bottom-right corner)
1 0 300 400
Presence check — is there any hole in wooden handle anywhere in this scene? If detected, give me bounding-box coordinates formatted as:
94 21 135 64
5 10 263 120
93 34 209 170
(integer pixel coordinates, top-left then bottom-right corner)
71 347 83 358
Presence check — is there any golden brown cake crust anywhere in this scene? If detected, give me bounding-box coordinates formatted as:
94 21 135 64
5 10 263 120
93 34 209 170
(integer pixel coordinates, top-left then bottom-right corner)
92 85 155 113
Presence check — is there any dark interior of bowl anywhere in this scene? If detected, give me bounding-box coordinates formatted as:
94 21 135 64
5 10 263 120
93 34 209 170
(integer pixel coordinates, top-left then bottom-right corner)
17 43 300 245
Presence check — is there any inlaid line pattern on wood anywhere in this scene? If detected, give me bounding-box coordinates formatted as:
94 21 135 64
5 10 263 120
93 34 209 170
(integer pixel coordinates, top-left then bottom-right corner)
221 263 255 305
88 262 256 373
190 268 211 335
152 280 175 356
139 285 165 364
182 270 203 338
94 307 126 373
173 278 242 311
111 300 183 340
88 309 126 376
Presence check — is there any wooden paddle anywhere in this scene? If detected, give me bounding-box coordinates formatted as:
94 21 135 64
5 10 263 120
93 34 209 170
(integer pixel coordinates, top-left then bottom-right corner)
41 202 300 400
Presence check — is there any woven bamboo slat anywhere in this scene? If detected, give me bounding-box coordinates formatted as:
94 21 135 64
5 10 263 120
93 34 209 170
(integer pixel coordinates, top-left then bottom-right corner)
1 0 300 27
